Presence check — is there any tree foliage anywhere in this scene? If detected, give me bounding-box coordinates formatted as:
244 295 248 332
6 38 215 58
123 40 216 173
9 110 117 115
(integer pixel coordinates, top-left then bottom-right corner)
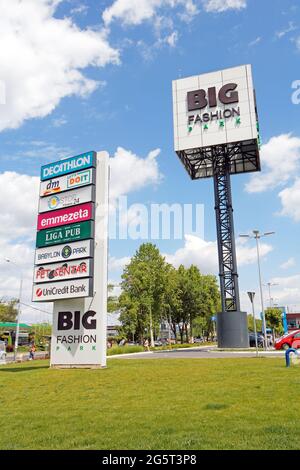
265 308 284 335
0 300 18 322
118 243 221 344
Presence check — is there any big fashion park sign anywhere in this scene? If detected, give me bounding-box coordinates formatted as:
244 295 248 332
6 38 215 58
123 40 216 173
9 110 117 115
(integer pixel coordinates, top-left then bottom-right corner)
32 151 109 368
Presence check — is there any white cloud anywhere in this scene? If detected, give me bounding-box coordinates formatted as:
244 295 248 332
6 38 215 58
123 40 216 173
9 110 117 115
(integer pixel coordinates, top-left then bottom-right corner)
0 172 39 241
0 0 119 132
269 274 300 307
164 234 272 274
203 0 247 13
109 147 162 201
280 257 296 270
103 0 180 26
102 0 245 26
276 21 297 39
52 116 68 127
109 256 131 271
245 134 300 193
248 36 262 47
278 178 300 221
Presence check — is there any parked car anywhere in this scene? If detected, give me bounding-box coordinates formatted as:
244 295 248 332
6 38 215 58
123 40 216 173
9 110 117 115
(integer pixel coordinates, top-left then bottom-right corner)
193 337 204 344
275 330 300 350
249 332 264 348
0 341 6 364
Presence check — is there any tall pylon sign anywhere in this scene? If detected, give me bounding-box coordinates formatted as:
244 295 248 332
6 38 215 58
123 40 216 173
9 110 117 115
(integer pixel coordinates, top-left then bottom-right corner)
32 151 109 368
172 65 261 348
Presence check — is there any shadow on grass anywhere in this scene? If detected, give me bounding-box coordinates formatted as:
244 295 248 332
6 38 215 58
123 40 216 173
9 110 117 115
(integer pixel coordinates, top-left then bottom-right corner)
0 365 49 373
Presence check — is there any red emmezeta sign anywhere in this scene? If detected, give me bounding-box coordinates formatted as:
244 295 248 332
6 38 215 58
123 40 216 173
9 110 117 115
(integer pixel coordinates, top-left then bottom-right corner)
37 202 93 230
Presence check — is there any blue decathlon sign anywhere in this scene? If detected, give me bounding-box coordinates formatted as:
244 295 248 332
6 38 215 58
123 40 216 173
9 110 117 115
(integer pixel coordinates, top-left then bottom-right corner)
41 151 96 181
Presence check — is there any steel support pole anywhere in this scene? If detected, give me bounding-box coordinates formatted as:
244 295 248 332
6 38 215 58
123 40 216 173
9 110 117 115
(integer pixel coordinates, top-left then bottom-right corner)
213 150 240 313
213 148 248 348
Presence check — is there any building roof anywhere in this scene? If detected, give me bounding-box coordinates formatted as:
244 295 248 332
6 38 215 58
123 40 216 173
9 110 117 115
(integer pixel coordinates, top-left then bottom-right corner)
0 322 31 329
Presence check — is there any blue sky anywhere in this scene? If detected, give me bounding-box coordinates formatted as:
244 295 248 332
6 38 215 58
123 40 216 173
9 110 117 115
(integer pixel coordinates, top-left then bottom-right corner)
1 0 300 322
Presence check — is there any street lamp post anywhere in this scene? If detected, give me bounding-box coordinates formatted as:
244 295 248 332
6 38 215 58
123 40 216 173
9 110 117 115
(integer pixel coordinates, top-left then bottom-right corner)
5 259 23 362
247 292 258 357
239 230 275 350
264 282 279 308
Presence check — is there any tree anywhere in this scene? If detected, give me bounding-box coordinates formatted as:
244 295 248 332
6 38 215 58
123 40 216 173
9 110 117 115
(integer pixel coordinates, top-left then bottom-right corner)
247 314 262 333
120 243 167 345
265 308 283 336
107 283 119 313
0 300 18 322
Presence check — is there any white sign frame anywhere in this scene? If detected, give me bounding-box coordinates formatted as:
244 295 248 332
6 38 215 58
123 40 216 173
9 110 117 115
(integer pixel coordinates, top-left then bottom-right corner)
50 152 109 368
35 240 93 265
34 258 92 284
39 168 95 197
32 278 93 302
39 185 94 213
172 64 258 151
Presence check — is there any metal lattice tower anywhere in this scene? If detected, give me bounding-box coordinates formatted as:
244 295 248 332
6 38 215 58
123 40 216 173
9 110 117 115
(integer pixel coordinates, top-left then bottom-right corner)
213 147 240 313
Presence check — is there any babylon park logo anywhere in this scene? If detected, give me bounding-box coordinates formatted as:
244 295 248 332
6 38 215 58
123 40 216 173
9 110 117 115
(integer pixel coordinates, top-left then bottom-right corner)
62 245 72 259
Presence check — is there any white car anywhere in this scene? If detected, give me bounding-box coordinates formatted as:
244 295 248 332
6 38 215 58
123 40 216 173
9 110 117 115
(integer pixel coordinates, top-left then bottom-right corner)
0 341 6 364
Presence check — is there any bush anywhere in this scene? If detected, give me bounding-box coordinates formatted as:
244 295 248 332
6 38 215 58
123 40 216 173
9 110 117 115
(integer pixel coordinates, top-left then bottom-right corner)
107 345 144 356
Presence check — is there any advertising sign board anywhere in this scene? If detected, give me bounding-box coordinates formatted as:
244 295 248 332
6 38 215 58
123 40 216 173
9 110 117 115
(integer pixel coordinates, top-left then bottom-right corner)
50 298 104 366
39 185 94 213
41 151 96 181
172 64 258 151
34 258 92 283
36 221 94 248
40 168 94 197
32 278 93 302
37 202 94 230
35 240 93 265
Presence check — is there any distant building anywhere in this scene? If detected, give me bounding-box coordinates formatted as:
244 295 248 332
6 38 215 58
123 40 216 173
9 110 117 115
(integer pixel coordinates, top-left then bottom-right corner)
107 325 119 337
286 313 300 331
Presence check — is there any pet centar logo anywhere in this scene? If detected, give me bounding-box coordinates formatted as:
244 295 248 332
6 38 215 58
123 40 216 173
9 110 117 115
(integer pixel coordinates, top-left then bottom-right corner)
187 83 240 128
56 311 97 348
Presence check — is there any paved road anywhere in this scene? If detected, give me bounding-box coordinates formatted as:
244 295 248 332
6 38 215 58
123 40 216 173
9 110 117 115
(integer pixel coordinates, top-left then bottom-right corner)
110 347 285 360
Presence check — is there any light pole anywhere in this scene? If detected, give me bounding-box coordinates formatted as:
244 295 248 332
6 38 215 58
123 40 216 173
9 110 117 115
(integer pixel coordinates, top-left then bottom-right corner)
239 230 275 350
5 259 23 361
247 292 258 357
264 282 279 308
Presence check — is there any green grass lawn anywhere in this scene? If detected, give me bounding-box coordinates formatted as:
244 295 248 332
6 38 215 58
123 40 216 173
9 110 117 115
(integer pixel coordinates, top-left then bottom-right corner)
0 358 300 450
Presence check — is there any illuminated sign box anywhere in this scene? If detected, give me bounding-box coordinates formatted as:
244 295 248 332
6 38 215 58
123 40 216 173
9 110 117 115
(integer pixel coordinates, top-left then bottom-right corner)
37 202 94 230
172 64 258 151
172 64 260 180
40 151 96 181
34 258 93 284
39 185 95 213
32 278 93 302
36 221 94 248
39 168 95 197
35 240 93 265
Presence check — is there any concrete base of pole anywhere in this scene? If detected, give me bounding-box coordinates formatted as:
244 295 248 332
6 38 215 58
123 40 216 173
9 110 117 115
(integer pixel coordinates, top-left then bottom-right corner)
217 311 249 348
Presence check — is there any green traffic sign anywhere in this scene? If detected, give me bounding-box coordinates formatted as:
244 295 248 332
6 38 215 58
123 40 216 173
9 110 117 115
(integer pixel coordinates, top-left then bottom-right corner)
36 221 94 248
